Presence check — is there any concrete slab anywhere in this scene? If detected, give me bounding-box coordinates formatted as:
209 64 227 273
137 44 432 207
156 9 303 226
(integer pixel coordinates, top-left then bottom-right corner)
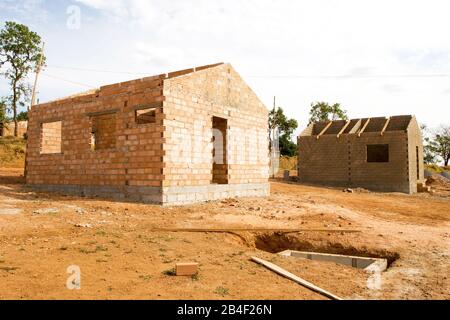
278 250 388 273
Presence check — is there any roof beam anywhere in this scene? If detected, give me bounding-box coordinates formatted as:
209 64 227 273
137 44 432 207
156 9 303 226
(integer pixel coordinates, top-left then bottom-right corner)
380 117 391 136
317 121 333 140
337 120 351 138
358 118 371 137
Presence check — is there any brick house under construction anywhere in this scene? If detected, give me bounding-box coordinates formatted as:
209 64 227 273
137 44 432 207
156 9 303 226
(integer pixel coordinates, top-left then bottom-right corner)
298 115 425 194
26 63 269 205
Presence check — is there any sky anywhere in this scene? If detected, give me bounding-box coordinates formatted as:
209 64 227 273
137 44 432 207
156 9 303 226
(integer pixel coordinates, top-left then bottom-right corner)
1 0 449 134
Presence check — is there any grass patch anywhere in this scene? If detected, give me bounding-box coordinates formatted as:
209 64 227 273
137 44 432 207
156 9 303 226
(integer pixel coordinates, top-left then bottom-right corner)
214 286 229 297
139 274 152 281
162 268 176 276
426 164 450 174
191 273 200 281
79 245 108 254
0 266 19 272
0 137 26 167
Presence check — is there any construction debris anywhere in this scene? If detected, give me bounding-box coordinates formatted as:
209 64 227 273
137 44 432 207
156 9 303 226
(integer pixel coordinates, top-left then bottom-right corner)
33 208 59 215
74 223 93 228
251 256 343 300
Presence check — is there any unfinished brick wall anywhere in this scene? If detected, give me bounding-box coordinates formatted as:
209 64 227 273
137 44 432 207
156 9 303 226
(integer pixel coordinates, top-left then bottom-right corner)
26 63 269 204
161 63 269 203
298 116 424 194
26 75 165 201
407 118 425 193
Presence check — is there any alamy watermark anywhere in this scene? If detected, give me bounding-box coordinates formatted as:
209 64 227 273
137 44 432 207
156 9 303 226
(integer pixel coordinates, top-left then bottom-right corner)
66 5 81 30
66 265 81 290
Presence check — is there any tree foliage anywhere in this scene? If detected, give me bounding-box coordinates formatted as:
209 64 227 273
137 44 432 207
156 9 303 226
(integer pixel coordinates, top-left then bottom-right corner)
308 102 348 124
0 98 6 123
17 110 28 121
421 124 436 164
269 107 298 156
0 21 45 136
425 125 450 166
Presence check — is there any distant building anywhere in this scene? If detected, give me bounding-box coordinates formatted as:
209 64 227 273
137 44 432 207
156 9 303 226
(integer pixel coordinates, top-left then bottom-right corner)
298 115 425 194
0 121 28 138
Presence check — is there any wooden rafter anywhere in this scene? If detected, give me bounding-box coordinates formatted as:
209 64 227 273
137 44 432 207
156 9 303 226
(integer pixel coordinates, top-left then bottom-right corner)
358 118 371 137
337 120 351 138
317 121 333 140
380 117 391 136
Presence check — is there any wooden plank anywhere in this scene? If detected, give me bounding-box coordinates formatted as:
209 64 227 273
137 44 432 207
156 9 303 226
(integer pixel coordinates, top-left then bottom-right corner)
85 109 119 117
337 120 351 138
149 228 361 234
380 117 391 136
132 102 163 111
251 256 343 300
358 118 371 137
317 121 333 140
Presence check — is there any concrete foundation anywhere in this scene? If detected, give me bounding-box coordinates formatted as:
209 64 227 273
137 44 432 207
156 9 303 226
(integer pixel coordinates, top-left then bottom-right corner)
29 182 270 205
279 250 388 273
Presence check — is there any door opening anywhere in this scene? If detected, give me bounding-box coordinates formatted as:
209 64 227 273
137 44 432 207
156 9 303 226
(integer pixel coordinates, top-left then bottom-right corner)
212 117 228 184
416 146 420 180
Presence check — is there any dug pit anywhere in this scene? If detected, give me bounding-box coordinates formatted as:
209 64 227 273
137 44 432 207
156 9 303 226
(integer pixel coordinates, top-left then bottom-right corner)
254 233 399 268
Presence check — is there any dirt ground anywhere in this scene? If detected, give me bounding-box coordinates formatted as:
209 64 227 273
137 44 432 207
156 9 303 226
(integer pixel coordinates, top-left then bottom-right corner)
0 167 449 300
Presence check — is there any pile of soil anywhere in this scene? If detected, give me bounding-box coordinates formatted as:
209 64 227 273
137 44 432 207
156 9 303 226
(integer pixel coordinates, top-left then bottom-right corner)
426 174 450 188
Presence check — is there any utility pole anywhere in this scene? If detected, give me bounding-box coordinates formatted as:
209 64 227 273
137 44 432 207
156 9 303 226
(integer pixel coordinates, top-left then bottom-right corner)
30 42 45 110
25 41 45 180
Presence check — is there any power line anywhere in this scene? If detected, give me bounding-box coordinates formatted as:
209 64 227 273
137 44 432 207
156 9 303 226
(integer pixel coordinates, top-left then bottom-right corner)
41 72 96 88
46 65 450 79
47 65 151 75
247 74 450 79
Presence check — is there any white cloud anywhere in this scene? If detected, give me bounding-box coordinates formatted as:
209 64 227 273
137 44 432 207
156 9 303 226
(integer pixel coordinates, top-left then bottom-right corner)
0 0 48 23
3 0 450 129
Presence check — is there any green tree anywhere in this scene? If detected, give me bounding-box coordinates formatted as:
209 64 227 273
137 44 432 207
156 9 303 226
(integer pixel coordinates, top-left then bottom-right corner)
269 107 298 156
427 125 450 166
17 110 28 121
421 124 437 164
0 21 45 136
0 98 6 123
308 102 348 124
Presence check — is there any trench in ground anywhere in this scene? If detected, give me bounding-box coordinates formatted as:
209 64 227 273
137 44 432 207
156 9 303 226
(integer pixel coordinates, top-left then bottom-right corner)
254 233 400 268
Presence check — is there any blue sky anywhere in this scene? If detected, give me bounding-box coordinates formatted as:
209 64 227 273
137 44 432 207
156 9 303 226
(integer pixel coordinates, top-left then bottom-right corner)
1 0 449 132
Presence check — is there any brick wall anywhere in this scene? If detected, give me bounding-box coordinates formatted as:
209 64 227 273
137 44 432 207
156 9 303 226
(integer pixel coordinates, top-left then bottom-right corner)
407 118 425 193
26 74 165 196
162 64 269 183
26 63 269 204
161 63 269 204
298 116 424 194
